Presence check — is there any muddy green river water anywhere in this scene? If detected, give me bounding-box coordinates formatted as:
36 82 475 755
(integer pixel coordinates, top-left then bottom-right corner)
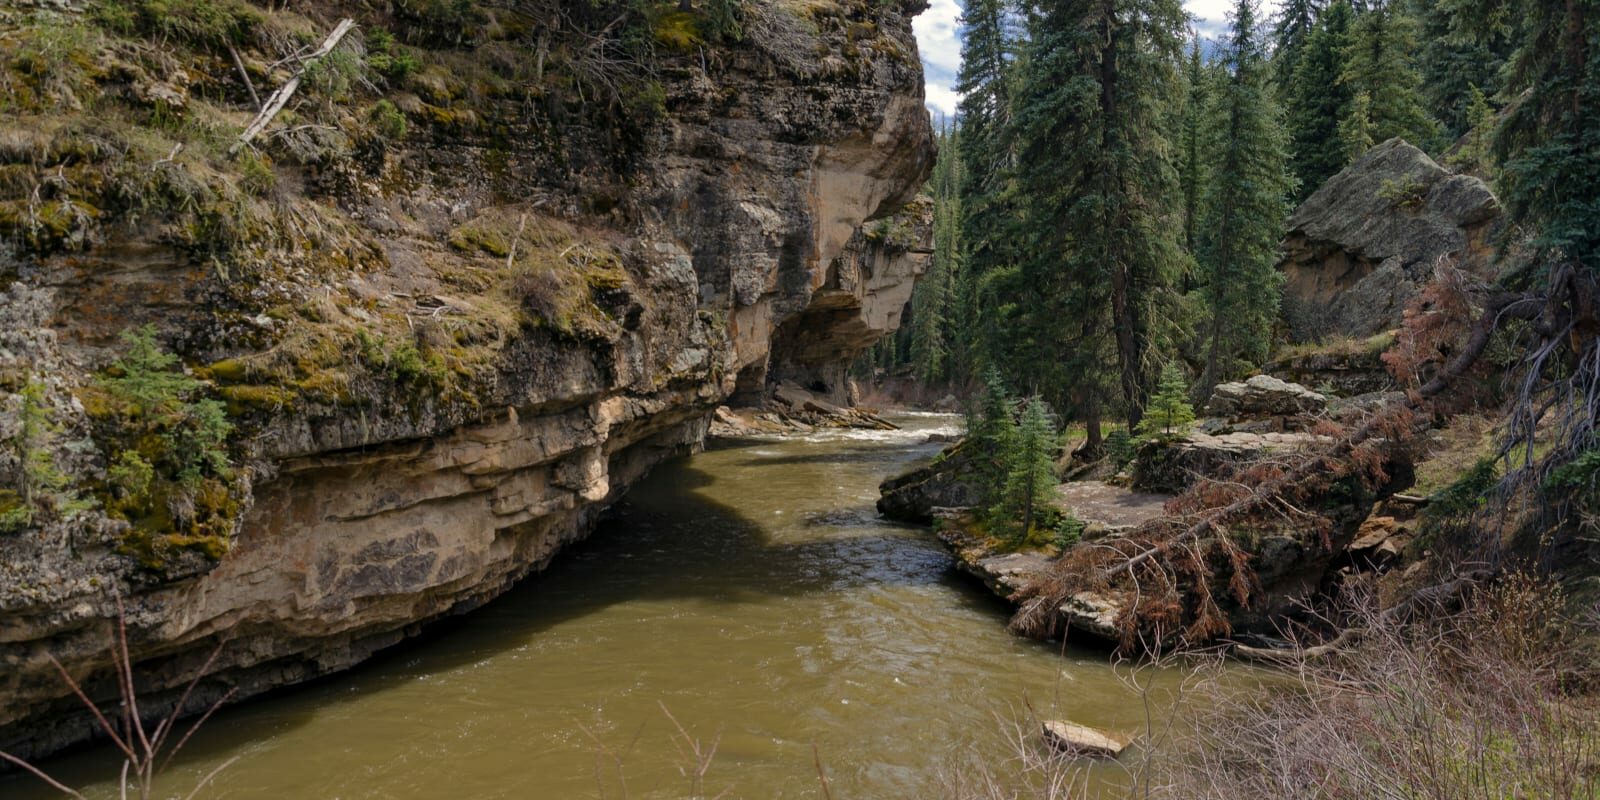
7 414 1181 799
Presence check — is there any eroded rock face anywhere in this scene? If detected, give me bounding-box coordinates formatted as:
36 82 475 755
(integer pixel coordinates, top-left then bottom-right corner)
0 0 934 760
1278 138 1503 341
1205 375 1328 420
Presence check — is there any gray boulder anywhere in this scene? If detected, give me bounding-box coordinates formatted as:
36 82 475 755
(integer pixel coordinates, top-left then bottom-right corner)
1206 375 1328 419
1278 138 1503 341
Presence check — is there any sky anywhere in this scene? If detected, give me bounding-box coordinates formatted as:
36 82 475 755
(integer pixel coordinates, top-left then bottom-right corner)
915 0 1285 119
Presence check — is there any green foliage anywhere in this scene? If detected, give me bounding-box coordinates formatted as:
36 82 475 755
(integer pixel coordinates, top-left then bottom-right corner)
1376 175 1428 208
1341 4 1436 150
108 449 154 503
1198 0 1293 391
365 29 422 82
1338 90 1376 163
304 47 363 102
1105 428 1137 470
988 397 1061 544
355 330 449 389
1544 450 1600 492
1178 35 1212 255
1449 83 1497 177
236 150 275 197
1270 0 1321 93
90 327 239 565
1495 0 1600 271
104 325 202 418
94 0 262 49
1008 0 1189 430
705 0 744 42
1425 455 1499 521
1135 365 1196 441
2 379 84 532
1409 0 1513 145
1286 0 1355 200
100 326 233 489
367 100 409 142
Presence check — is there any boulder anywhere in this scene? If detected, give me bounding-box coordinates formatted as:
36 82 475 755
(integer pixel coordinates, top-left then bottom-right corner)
1278 138 1504 341
1132 431 1331 494
1206 375 1327 419
877 442 983 523
1041 720 1130 758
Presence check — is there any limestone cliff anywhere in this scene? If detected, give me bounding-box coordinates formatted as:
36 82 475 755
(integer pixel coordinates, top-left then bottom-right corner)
0 0 934 759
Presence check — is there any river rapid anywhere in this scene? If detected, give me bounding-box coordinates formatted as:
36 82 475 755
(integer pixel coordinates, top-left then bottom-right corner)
6 414 1181 799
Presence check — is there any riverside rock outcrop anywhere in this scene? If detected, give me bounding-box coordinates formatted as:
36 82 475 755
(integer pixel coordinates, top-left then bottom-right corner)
1278 138 1504 341
0 0 935 760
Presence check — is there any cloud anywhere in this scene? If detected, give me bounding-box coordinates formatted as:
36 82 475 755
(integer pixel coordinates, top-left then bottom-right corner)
912 0 1284 118
914 0 963 117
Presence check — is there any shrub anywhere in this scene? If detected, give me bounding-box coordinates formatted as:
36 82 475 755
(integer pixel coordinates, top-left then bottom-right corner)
367 100 408 142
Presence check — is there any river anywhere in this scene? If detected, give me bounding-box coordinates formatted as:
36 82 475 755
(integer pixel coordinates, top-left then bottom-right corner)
6 414 1180 799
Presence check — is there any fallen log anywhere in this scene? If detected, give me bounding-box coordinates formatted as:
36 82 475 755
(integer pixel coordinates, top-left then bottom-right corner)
229 18 355 155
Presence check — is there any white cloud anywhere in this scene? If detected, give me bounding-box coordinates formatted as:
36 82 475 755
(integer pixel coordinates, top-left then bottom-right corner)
912 0 1285 118
914 0 963 117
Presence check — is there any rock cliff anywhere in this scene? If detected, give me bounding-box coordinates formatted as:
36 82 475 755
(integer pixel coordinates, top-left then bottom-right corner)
0 0 934 759
1278 138 1503 341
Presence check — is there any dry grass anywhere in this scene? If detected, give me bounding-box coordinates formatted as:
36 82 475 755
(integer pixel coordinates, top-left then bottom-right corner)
1156 574 1600 800
1272 330 1398 363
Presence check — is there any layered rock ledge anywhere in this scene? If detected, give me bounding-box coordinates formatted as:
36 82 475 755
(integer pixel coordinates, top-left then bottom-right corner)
0 0 935 760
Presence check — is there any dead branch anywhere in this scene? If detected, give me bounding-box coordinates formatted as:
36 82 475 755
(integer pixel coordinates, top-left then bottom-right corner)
230 18 355 156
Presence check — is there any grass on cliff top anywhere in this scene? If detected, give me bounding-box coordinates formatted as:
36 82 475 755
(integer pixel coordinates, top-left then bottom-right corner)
1272 330 1398 363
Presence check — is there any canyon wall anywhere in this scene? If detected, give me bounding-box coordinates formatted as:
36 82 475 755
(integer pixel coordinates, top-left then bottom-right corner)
0 0 934 759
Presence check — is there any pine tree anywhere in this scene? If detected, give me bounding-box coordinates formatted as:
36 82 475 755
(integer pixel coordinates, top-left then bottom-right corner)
1270 0 1322 92
1009 0 1188 439
1198 0 1293 394
1338 89 1376 162
969 367 1017 506
1449 84 1496 177
1286 0 1355 200
953 0 1020 386
1409 0 1512 144
908 122 961 384
989 396 1059 542
1178 35 1211 257
1341 2 1435 150
1495 1 1600 271
1135 365 1196 441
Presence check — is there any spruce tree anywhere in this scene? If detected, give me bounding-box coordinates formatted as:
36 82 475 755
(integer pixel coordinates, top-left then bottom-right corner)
1340 2 1435 151
1338 90 1376 162
990 396 1059 542
1135 365 1196 441
954 0 1019 385
1270 0 1322 93
1010 0 1188 438
1178 35 1210 258
909 122 961 384
1286 0 1355 200
1495 1 1600 271
1198 0 1293 394
1408 0 1512 144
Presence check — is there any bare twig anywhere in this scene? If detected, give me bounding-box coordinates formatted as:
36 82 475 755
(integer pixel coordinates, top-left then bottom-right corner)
230 19 356 155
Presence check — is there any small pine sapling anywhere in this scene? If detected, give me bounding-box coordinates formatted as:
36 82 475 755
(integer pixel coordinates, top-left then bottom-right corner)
1136 365 1196 442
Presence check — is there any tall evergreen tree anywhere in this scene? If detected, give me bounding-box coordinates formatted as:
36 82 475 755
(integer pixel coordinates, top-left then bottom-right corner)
1408 0 1512 144
1178 34 1210 258
1270 0 1322 92
1340 2 1435 152
953 0 1020 385
908 122 962 384
1495 0 1600 271
1010 0 1188 442
1198 0 1293 394
1286 0 1355 200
